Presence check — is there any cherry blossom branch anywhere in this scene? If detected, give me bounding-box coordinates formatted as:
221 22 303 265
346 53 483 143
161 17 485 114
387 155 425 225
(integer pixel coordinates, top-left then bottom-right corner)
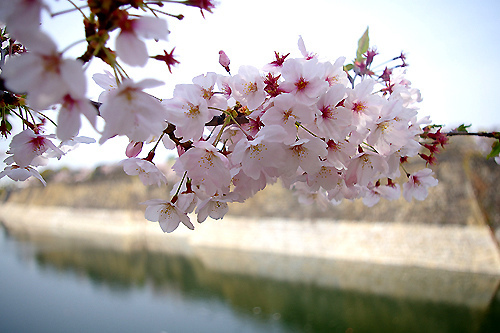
1 2 499 234
446 131 500 139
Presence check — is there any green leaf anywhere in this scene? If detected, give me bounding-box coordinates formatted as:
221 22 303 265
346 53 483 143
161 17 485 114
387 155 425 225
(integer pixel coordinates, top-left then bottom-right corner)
356 27 370 62
343 64 354 71
487 140 500 159
456 124 471 133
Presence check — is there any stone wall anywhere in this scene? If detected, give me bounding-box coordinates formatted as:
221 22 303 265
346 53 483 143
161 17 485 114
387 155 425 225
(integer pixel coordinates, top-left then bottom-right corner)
1 203 499 276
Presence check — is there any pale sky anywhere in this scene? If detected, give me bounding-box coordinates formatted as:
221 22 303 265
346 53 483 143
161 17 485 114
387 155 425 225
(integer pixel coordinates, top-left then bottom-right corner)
1 0 500 171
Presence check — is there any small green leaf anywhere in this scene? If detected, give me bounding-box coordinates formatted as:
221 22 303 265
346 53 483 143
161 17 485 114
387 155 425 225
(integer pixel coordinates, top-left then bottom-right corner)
343 64 354 71
456 124 471 133
356 27 370 62
486 140 500 159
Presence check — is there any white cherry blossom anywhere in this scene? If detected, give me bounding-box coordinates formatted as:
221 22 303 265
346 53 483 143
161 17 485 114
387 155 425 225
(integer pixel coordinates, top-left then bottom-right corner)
403 168 438 202
116 16 169 67
344 151 389 187
6 129 64 167
231 125 288 180
92 71 118 103
283 137 327 175
163 84 219 142
196 194 233 223
0 0 47 41
344 78 383 130
280 58 328 105
230 66 266 109
57 94 97 141
99 79 166 144
173 141 231 196
192 72 227 110
122 158 168 187
2 31 87 110
314 84 353 142
261 94 314 143
322 57 349 87
142 199 194 233
0 165 46 185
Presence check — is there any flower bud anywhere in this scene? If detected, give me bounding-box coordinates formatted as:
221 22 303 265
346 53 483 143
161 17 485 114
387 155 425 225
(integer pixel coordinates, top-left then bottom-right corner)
219 50 230 74
126 141 143 158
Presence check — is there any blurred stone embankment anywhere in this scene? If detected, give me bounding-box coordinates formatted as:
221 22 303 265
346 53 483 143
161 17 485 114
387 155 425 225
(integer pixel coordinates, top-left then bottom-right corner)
1 137 500 275
1 137 499 230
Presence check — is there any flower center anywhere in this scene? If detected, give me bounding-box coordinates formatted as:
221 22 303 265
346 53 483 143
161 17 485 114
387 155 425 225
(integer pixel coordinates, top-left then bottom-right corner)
377 121 390 132
186 103 200 118
283 109 295 123
321 105 336 120
352 102 366 113
244 82 258 94
295 77 309 91
202 88 214 100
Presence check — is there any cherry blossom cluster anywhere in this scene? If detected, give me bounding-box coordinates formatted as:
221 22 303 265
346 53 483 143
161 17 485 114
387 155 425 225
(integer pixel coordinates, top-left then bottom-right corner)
0 0 212 185
137 40 440 233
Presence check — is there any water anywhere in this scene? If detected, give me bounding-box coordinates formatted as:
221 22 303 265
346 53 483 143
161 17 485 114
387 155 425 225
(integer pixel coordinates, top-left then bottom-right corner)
1 224 500 333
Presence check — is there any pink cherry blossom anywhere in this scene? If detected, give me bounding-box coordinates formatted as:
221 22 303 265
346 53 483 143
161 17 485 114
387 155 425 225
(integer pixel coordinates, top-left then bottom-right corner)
314 84 353 142
173 141 231 196
7 129 64 167
261 94 314 143
92 71 118 103
280 58 328 105
366 99 412 156
0 165 46 185
0 0 47 41
283 137 327 175
231 125 288 179
2 31 87 110
163 84 219 142
362 182 401 207
344 151 389 187
344 78 383 130
123 158 167 187
306 165 342 191
326 174 356 203
402 168 438 202
325 139 357 170
57 94 97 141
116 16 169 67
196 194 232 223
99 79 167 144
142 199 194 233
293 182 330 210
230 66 266 109
52 136 95 157
297 36 316 60
322 57 349 87
192 72 227 110
230 168 268 201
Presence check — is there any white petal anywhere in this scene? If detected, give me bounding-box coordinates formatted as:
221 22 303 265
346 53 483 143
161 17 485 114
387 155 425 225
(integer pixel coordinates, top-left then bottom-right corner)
115 32 149 67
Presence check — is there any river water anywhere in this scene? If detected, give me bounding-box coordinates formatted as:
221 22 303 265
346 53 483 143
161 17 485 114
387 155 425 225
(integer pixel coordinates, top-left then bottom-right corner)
1 223 500 333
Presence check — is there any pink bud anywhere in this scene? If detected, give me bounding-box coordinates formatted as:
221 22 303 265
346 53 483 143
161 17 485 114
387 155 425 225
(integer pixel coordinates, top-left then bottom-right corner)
218 50 230 74
126 141 143 158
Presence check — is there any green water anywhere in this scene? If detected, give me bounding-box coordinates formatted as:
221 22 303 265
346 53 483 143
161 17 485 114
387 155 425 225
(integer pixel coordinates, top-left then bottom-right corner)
1 225 499 333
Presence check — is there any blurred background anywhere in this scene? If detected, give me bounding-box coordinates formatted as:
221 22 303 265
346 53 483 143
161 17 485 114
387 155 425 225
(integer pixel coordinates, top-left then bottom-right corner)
1 1 500 332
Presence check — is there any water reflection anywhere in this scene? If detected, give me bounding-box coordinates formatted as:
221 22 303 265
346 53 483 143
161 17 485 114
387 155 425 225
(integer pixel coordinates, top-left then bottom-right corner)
1 224 500 333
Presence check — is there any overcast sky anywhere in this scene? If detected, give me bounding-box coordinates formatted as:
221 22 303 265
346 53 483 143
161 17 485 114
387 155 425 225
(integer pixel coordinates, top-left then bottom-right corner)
2 0 500 170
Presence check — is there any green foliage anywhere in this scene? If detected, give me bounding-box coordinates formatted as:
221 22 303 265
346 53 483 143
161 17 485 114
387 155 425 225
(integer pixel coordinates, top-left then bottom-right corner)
343 64 354 71
486 140 500 159
456 124 471 133
356 27 370 62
